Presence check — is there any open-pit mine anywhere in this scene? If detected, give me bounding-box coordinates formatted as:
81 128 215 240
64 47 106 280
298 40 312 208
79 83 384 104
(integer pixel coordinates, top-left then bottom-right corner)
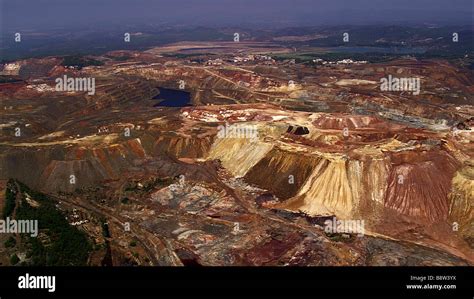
0 40 473 266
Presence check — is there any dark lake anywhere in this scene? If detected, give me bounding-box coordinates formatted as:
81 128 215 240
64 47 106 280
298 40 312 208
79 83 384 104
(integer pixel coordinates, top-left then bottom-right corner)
153 87 191 107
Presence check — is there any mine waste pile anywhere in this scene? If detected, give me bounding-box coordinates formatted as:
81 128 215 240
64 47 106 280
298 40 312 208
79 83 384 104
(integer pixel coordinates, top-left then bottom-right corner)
0 51 472 266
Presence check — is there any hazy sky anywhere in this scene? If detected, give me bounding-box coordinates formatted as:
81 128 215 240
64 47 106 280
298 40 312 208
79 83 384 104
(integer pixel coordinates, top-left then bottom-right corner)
1 0 473 30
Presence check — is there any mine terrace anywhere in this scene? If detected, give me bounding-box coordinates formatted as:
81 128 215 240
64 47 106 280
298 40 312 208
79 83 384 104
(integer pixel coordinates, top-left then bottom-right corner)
0 38 473 266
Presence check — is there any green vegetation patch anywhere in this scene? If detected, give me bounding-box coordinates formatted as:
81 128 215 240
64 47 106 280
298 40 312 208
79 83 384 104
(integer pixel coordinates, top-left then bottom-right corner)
10 254 19 265
14 180 92 266
61 55 104 70
4 236 16 248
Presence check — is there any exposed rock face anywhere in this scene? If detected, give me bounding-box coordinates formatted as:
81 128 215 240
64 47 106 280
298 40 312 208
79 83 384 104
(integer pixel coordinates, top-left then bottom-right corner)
153 134 213 158
200 112 462 226
449 161 474 241
289 158 355 219
208 138 273 177
244 148 323 199
1 138 148 192
41 159 109 193
385 150 459 223
313 115 391 130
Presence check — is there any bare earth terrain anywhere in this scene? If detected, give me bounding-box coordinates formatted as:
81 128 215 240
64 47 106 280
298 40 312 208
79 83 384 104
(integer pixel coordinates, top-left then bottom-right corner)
0 40 473 266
